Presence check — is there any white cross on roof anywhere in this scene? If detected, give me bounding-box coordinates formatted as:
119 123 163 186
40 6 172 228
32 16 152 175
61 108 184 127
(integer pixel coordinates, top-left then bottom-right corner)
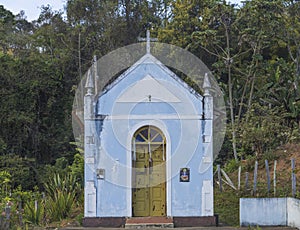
138 30 158 54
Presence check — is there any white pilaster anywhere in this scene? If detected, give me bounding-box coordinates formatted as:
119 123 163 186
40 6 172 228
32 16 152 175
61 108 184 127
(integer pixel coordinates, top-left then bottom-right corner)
199 73 213 173
200 73 214 216
84 69 97 217
202 180 213 216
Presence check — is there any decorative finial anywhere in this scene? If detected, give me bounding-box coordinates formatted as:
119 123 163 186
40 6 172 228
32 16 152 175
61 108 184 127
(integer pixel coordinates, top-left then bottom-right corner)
203 73 211 96
85 69 94 95
93 55 98 95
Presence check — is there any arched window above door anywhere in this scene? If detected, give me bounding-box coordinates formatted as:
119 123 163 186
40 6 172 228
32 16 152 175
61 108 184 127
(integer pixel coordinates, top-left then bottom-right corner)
134 126 164 144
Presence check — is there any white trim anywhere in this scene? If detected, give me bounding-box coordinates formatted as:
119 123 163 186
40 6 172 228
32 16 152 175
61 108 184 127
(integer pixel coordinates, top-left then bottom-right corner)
108 114 202 120
126 120 172 217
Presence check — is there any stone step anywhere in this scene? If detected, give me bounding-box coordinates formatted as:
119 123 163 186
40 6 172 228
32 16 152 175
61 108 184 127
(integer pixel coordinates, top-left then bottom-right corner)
125 223 174 229
125 217 174 229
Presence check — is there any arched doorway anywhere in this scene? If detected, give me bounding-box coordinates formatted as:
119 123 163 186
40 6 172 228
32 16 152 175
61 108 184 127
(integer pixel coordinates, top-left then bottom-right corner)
132 125 166 217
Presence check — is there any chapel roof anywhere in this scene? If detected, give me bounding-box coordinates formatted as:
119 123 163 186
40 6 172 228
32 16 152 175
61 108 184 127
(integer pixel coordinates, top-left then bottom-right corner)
99 53 203 100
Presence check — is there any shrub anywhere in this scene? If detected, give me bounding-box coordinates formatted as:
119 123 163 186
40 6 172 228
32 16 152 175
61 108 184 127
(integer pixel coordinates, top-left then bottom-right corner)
44 173 80 221
224 158 240 173
24 199 45 226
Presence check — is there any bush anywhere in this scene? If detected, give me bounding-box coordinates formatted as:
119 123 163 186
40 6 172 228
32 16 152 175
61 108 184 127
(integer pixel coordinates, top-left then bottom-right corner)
44 173 81 221
0 156 36 190
24 199 45 226
237 103 290 158
224 158 240 173
69 153 84 186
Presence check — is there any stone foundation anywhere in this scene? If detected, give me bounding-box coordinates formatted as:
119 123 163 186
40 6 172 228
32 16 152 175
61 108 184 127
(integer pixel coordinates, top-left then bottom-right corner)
83 217 126 228
83 216 217 228
173 216 217 227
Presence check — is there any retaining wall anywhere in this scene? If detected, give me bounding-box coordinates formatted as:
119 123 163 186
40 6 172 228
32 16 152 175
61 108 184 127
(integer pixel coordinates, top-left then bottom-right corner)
287 198 300 228
240 197 300 229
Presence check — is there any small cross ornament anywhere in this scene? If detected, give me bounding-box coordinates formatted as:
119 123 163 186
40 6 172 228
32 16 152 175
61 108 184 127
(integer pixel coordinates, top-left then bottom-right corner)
138 30 158 54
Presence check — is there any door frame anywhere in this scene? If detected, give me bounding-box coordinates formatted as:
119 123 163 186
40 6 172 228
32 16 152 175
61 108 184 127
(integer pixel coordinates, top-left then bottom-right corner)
126 120 172 217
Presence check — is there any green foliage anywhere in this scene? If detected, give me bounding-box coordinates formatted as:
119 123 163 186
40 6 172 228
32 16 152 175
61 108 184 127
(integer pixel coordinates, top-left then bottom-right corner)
215 133 233 165
262 150 280 162
0 156 36 190
237 103 291 158
214 189 239 226
242 155 257 172
69 153 84 186
0 153 83 227
23 198 45 226
0 185 44 229
24 201 45 226
0 171 11 196
75 212 84 226
0 0 300 227
224 159 240 173
44 173 81 221
0 0 299 167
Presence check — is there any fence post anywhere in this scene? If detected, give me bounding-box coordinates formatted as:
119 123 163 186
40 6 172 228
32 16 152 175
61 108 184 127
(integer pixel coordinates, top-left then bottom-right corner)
42 192 46 224
291 158 296 197
5 201 11 229
273 160 277 197
238 166 241 191
253 161 258 196
217 164 222 192
35 200 38 213
245 172 249 191
18 196 23 227
265 160 270 195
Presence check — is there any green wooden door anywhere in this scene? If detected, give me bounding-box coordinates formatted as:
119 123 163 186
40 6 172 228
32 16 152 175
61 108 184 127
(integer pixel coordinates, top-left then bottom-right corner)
132 126 166 217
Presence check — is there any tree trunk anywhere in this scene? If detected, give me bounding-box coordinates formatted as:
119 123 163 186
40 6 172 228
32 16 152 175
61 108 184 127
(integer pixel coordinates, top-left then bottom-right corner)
245 73 256 123
225 24 238 162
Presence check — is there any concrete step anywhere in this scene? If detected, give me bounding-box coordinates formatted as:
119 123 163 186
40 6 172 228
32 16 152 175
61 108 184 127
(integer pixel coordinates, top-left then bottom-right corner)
125 223 174 229
125 217 174 229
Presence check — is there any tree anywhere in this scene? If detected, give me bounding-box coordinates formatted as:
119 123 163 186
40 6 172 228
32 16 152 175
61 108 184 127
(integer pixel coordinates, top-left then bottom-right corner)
0 5 15 52
188 2 240 161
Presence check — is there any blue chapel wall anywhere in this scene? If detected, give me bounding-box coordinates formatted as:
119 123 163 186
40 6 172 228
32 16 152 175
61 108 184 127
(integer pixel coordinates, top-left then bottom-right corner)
95 118 212 217
92 58 212 217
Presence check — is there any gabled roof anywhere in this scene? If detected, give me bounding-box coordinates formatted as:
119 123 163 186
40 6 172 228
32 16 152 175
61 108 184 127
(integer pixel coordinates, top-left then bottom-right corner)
116 74 181 103
100 53 202 100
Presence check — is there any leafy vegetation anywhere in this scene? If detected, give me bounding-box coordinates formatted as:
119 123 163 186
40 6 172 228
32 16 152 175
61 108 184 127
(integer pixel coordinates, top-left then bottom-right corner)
214 189 240 226
44 173 81 221
0 0 299 227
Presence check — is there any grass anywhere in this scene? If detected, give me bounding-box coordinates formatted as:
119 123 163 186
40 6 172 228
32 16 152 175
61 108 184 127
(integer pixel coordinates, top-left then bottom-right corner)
214 188 240 226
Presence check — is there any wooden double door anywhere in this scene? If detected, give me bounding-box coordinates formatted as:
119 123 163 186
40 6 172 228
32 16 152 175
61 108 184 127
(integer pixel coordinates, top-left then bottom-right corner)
132 126 166 217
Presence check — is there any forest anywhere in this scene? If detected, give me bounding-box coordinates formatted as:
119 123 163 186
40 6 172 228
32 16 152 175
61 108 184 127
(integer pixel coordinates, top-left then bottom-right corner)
0 0 299 228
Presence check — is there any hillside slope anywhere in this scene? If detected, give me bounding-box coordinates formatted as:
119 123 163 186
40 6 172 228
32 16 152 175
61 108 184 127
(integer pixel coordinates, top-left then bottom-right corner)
214 143 300 226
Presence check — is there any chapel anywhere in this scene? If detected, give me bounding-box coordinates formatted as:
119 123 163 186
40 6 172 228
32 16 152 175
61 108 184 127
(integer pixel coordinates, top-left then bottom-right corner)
82 32 216 227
